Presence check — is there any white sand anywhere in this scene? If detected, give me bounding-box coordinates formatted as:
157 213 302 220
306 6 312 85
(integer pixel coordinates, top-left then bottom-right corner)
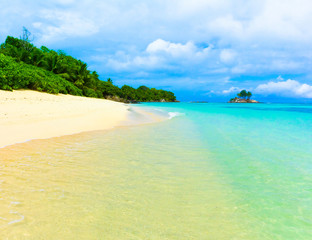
0 90 130 148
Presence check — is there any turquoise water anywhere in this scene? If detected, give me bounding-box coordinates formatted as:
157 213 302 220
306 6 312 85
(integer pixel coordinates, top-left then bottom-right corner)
1 103 312 239
138 102 312 239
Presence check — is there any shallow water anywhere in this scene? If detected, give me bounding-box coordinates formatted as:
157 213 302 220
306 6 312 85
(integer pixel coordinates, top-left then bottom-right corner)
1 103 312 239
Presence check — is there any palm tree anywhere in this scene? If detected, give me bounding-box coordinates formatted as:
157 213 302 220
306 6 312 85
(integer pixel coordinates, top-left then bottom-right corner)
7 45 29 63
44 53 59 73
30 49 46 67
240 90 247 99
74 62 89 88
247 91 252 100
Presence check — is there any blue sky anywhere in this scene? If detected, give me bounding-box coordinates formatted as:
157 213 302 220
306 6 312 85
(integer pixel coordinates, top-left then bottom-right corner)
1 0 312 102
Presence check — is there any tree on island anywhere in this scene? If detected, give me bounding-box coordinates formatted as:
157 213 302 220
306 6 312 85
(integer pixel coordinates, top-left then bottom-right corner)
247 91 252 100
229 90 256 103
237 90 247 99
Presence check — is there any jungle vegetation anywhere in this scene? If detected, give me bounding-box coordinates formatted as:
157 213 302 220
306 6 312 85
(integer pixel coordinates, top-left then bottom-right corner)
0 28 176 102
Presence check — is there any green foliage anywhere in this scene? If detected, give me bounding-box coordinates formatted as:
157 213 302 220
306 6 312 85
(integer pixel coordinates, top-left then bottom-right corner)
121 85 137 100
0 54 82 95
247 91 252 100
236 90 253 100
118 85 176 102
239 90 247 99
0 34 177 102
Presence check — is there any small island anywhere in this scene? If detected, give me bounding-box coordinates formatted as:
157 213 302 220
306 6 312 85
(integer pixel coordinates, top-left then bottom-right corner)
228 90 259 103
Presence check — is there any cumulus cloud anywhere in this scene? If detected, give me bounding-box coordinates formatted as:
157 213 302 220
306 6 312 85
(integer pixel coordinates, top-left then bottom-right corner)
146 39 212 60
4 0 312 47
1 0 312 98
146 39 198 58
34 9 99 43
205 0 312 43
106 39 212 71
219 49 236 64
255 79 312 98
222 86 241 94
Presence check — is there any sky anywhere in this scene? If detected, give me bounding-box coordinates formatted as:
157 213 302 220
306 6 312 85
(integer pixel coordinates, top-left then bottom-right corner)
1 0 312 102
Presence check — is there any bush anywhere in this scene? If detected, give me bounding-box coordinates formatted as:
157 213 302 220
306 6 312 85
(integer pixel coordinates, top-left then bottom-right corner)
0 54 82 95
0 35 177 102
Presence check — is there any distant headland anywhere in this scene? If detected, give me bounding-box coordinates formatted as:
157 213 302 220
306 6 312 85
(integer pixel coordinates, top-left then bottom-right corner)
228 90 259 103
0 28 177 103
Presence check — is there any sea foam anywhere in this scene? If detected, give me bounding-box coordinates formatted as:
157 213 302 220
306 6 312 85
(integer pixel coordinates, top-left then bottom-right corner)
168 112 185 119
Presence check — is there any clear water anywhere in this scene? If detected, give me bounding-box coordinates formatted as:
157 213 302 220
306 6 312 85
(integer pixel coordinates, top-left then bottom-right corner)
1 103 312 239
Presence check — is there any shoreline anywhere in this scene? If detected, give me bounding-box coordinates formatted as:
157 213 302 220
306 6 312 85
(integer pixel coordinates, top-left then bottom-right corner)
0 90 132 148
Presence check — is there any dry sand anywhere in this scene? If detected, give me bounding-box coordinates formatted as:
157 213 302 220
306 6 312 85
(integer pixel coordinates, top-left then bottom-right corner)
0 90 130 148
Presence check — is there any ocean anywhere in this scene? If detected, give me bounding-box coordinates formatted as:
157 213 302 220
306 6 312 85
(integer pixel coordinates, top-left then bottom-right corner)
1 103 312 239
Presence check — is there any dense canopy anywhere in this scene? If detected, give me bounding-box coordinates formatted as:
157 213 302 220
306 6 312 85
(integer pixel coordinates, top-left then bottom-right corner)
0 33 176 102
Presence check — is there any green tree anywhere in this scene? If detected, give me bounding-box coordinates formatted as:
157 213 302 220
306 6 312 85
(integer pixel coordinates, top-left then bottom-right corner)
44 52 59 73
240 90 247 99
30 48 46 67
121 85 136 100
0 34 177 102
247 91 252 100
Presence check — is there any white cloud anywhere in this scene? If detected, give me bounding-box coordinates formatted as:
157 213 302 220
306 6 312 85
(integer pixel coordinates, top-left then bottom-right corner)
231 64 252 74
108 54 164 71
222 86 241 94
247 0 312 42
34 9 99 43
255 79 312 98
106 39 212 71
277 75 284 81
3 0 312 46
1 0 312 97
204 0 312 44
219 49 236 64
209 15 244 40
146 39 198 58
146 39 212 60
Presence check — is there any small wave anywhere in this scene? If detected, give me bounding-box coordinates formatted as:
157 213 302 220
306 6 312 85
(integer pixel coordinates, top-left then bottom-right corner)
153 108 165 112
168 112 184 119
0 139 31 149
8 211 24 225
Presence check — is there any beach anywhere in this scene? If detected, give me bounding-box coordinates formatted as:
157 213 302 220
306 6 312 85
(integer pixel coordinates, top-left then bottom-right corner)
1 102 312 239
0 90 130 148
